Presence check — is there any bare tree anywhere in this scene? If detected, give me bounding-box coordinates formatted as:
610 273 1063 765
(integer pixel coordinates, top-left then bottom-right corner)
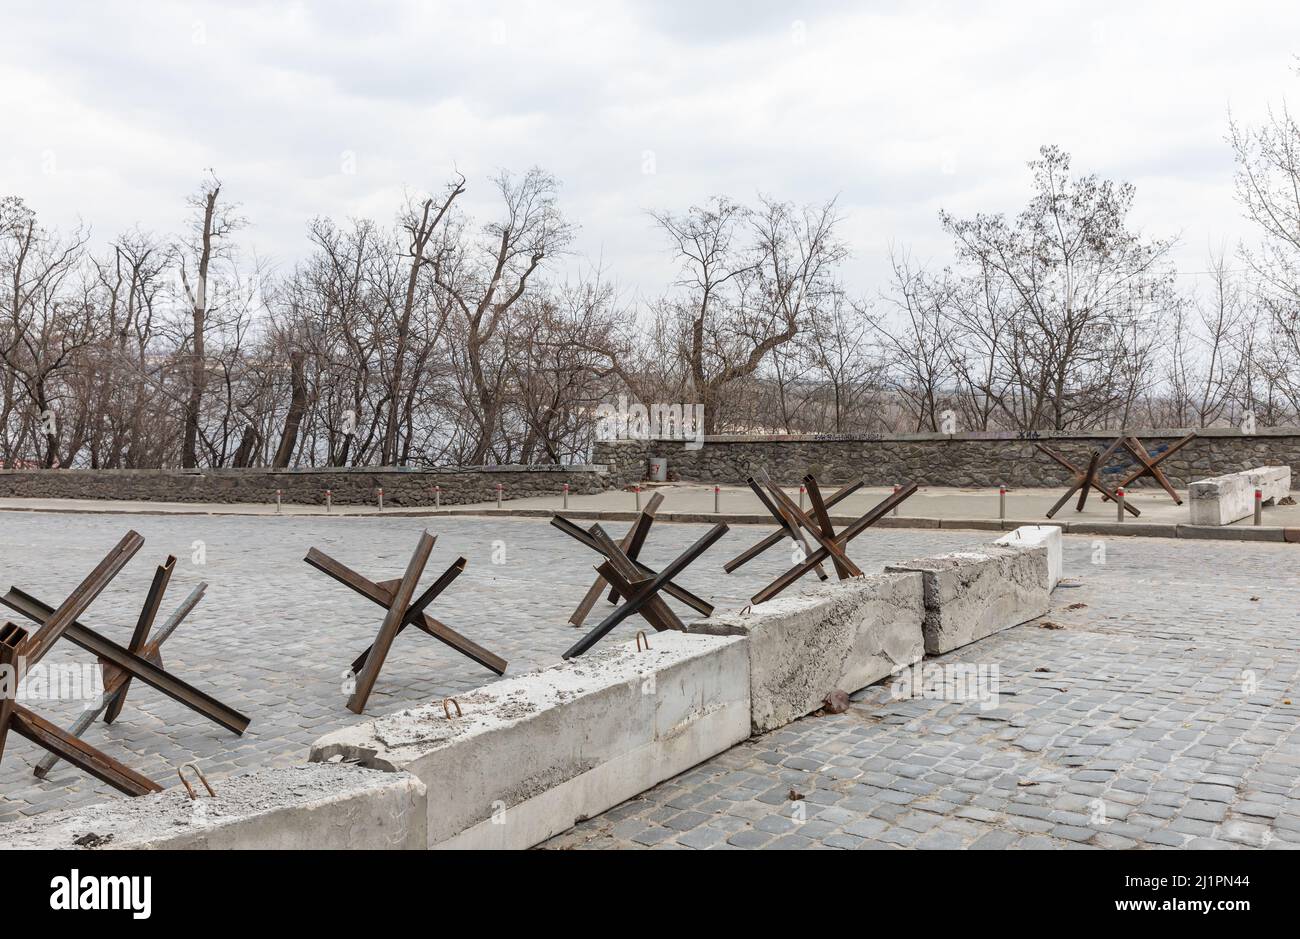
174 172 242 468
650 195 846 433
938 146 1173 430
433 168 574 463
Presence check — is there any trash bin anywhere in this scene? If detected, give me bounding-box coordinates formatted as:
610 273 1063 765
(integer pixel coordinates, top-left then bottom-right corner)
648 456 668 482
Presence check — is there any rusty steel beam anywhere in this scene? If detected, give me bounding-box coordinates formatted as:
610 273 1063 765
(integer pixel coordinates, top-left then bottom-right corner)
1 588 250 735
1038 439 1140 519
746 476 829 582
105 555 175 724
349 557 468 675
17 530 144 668
33 582 207 780
346 531 435 714
1108 433 1196 505
8 704 161 796
724 478 864 573
551 514 713 617
0 622 23 766
563 523 728 659
752 483 917 605
588 525 684 633
605 493 665 604
757 473 862 579
305 548 506 676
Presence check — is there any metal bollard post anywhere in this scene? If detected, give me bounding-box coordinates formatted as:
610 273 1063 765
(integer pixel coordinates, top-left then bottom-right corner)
892 483 899 516
435 484 441 509
799 485 806 511
714 485 720 514
1255 488 1263 526
634 485 641 511
999 484 1006 520
325 489 332 513
276 489 281 515
496 483 503 509
562 483 569 509
377 487 384 512
1116 487 1125 522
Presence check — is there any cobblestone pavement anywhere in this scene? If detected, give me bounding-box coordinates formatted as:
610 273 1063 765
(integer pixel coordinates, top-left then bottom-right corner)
0 510 982 823
546 536 1300 850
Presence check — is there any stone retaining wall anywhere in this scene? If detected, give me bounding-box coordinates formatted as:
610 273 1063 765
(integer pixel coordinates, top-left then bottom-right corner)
595 429 1300 489
0 465 613 507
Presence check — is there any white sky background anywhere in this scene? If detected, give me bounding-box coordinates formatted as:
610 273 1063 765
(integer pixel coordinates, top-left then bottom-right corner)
1 0 1297 305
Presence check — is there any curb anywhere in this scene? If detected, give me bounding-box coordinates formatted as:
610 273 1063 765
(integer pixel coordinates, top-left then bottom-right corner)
2 503 1296 544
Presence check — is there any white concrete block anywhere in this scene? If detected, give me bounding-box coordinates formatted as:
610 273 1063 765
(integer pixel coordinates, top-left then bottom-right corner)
995 525 1063 589
0 764 427 850
887 543 1050 655
1188 466 1292 525
688 572 924 733
309 631 749 849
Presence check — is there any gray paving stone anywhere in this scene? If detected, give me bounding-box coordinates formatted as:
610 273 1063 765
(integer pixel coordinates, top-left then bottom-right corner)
9 515 1300 856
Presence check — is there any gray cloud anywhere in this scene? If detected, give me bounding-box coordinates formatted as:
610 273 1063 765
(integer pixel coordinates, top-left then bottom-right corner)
0 0 1295 301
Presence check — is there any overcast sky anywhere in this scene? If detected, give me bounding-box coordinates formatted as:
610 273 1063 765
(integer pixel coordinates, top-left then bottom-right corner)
2 0 1297 301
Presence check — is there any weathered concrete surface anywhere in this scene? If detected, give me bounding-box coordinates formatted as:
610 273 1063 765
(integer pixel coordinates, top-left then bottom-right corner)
688 573 924 733
309 632 750 849
1188 465 1292 525
995 525 1063 589
0 764 426 849
546 536 1300 851
887 543 1050 654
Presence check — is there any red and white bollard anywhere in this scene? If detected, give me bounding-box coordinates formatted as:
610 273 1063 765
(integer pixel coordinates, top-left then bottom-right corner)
325 489 332 513
1116 486 1125 522
714 485 720 514
496 483 503 509
562 482 569 509
377 487 384 511
799 484 806 511
1255 488 1263 526
999 484 1006 520
634 484 641 511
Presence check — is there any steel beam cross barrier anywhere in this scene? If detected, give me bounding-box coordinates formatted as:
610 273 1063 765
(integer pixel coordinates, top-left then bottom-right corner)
1035 437 1141 519
551 497 716 629
749 476 919 606
559 520 729 659
1102 433 1197 507
0 531 243 797
34 563 209 780
725 476 865 573
304 531 508 714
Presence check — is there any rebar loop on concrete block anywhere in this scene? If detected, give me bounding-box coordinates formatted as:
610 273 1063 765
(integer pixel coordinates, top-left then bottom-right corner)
177 760 216 800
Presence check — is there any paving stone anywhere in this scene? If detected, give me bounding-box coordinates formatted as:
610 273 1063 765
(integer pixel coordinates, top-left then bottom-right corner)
9 515 1300 857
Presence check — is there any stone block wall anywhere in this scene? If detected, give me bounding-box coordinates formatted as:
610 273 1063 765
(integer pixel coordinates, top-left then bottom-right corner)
0 465 614 506
595 429 1300 489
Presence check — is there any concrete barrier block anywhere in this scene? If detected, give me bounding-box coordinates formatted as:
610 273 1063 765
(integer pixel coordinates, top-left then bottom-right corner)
887 543 1050 655
1188 465 1291 525
995 525 1063 589
309 631 749 849
0 764 427 850
688 573 925 734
